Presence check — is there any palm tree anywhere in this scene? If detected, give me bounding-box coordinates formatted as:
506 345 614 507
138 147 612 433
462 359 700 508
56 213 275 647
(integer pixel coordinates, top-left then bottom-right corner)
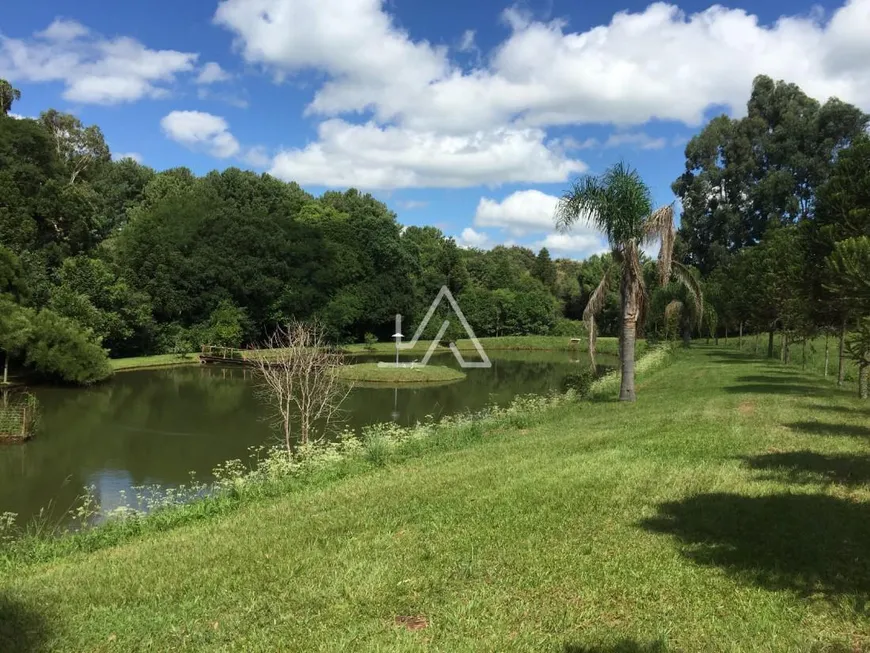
555 162 701 402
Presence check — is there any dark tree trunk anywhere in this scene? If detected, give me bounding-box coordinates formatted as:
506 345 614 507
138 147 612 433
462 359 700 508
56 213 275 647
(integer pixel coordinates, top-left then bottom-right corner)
860 365 868 400
824 332 830 377
739 322 743 350
767 330 775 358
802 339 807 370
838 320 847 386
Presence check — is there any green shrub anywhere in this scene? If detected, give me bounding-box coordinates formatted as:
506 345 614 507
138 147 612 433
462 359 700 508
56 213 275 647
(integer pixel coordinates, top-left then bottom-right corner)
25 309 112 385
561 369 595 396
363 332 378 351
550 318 588 338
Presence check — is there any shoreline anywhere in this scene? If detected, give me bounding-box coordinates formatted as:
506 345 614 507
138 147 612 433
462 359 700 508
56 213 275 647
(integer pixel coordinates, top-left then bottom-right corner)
0 345 671 569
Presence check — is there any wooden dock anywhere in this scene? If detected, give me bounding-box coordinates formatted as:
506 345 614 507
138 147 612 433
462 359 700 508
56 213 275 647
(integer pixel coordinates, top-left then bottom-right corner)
199 345 253 366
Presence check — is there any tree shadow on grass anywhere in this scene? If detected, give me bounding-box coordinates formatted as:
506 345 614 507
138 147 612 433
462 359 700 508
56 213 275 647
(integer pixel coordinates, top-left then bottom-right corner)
735 375 821 385
563 641 666 653
0 596 50 653
810 404 870 418
723 383 825 396
786 421 870 438
641 493 870 602
744 451 870 486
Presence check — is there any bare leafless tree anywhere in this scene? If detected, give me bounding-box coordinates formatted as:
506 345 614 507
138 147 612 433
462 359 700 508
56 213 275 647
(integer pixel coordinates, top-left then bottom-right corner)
251 321 352 452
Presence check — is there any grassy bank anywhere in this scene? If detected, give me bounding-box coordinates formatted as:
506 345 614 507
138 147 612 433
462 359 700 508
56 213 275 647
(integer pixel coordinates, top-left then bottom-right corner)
336 363 466 385
343 335 626 355
2 345 869 651
109 353 200 371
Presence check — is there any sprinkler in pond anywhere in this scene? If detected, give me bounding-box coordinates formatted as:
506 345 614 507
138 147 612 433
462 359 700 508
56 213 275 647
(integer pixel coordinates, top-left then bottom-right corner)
392 315 403 367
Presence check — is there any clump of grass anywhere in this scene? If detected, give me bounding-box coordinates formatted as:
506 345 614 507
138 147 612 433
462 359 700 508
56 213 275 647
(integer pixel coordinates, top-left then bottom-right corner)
587 343 675 400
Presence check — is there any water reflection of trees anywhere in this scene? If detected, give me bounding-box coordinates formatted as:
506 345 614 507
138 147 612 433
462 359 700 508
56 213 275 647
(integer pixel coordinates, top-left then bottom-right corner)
0 366 267 521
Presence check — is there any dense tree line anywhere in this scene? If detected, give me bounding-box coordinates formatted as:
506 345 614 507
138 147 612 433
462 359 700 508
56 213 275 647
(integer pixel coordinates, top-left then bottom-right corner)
669 75 870 398
0 82 617 385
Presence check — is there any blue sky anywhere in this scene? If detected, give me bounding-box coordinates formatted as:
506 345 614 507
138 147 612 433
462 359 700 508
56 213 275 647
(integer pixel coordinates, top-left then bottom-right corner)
2 0 867 258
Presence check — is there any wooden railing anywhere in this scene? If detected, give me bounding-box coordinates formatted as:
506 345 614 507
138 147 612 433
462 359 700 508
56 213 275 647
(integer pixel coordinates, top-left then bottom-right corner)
0 394 37 443
200 345 248 361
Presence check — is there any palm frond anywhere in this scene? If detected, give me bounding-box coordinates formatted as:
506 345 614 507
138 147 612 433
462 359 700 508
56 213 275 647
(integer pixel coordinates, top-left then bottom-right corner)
672 261 703 329
555 161 653 248
555 175 607 234
582 264 614 371
622 240 648 330
642 203 676 286
664 300 683 322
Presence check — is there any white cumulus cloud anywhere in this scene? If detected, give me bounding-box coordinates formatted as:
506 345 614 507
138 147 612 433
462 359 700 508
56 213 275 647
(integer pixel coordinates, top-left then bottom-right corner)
196 62 231 84
0 19 198 105
474 189 563 236
532 233 609 259
268 120 584 189
161 110 240 158
456 227 491 249
216 0 870 132
112 152 143 163
472 189 607 258
209 0 870 189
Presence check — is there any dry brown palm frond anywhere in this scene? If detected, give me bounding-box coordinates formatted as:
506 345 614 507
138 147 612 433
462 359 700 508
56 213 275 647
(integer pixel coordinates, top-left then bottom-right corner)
583 263 614 371
671 261 704 329
664 300 684 339
664 300 684 322
643 203 676 286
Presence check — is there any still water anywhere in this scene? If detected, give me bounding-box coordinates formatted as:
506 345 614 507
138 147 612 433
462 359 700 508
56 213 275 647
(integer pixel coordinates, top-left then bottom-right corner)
0 351 612 524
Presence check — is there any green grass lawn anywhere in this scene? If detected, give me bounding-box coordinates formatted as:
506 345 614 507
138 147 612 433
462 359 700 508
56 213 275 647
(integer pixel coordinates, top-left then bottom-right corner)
109 353 200 371
6 345 870 651
336 363 466 385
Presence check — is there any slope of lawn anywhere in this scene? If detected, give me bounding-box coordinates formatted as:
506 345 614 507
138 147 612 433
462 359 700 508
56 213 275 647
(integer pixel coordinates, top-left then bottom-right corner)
2 346 870 652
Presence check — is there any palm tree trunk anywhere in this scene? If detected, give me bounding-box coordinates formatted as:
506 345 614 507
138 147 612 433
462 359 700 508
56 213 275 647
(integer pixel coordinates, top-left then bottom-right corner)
619 318 637 402
619 278 638 403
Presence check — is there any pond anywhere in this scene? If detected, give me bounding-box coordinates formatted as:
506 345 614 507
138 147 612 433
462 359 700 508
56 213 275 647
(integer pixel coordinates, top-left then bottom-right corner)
0 350 614 525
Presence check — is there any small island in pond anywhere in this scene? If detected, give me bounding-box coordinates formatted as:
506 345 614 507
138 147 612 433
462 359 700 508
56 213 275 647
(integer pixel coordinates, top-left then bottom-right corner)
336 363 466 385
